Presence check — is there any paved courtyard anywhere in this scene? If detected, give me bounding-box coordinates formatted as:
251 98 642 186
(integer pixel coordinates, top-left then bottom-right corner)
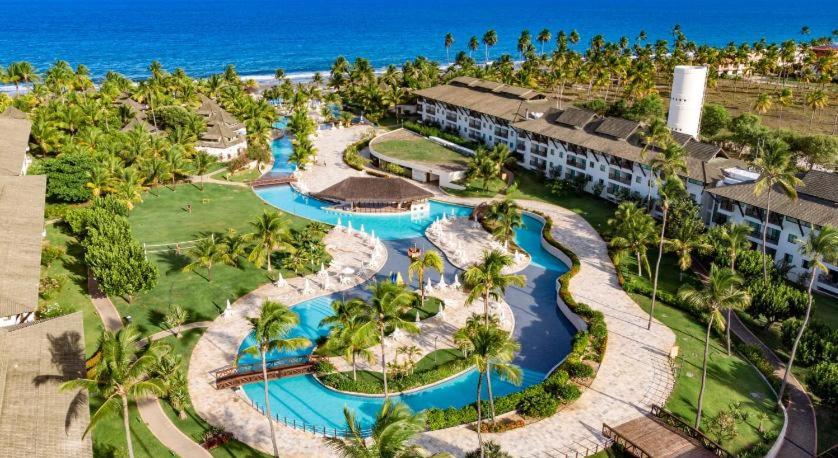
426 216 531 273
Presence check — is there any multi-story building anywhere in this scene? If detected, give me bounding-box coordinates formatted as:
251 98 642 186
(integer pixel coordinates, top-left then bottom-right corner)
415 77 838 294
196 95 248 160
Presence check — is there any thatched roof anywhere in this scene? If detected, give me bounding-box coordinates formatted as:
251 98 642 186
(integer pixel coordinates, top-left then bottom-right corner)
0 175 46 317
121 116 159 133
0 117 32 175
0 312 92 457
315 177 433 204
415 78 553 122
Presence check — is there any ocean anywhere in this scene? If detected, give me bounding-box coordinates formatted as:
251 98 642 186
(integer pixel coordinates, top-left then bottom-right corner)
0 0 836 80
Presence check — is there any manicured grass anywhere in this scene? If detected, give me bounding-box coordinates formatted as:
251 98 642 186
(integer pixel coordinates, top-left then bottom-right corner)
373 137 470 168
157 329 271 457
88 398 175 457
213 168 264 183
115 184 318 337
44 224 103 357
444 176 507 198
631 293 783 453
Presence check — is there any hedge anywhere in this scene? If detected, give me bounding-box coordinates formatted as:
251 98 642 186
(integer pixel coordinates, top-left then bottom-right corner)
319 357 471 394
403 120 480 150
343 134 372 171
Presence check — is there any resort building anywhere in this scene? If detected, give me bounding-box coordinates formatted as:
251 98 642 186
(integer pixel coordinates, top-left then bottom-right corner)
708 169 838 295
0 312 93 457
314 176 433 213
0 175 47 327
121 115 161 134
414 77 838 292
369 128 469 188
0 106 33 175
196 95 247 160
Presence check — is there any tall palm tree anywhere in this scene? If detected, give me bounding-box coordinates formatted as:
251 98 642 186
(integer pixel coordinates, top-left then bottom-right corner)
754 92 773 114
486 198 523 246
444 33 455 64
454 321 521 456
248 211 291 273
239 301 310 458
805 89 828 131
639 118 672 208
464 250 526 322
664 216 713 273
60 326 169 458
6 61 40 94
468 36 480 59
407 250 444 306
752 139 803 279
608 201 657 276
324 401 431 457
323 313 375 381
678 266 750 429
191 151 215 190
182 234 230 281
482 30 498 64
713 223 753 354
647 143 687 330
778 226 838 402
360 281 419 397
537 29 552 55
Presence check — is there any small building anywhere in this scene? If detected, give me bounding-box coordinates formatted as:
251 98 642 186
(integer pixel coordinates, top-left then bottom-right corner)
0 106 33 175
368 128 470 188
121 115 161 134
314 176 434 213
196 95 248 160
0 312 93 457
0 175 46 327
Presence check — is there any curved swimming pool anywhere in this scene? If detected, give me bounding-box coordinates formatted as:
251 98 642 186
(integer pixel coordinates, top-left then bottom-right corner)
241 169 575 433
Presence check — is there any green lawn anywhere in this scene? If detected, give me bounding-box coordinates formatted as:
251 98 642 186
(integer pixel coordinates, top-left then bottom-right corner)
212 168 264 183
632 293 783 453
114 184 318 337
158 329 271 457
444 176 507 198
373 136 470 168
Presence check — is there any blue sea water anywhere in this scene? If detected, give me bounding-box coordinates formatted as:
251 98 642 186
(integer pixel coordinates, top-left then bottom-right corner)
0 0 835 79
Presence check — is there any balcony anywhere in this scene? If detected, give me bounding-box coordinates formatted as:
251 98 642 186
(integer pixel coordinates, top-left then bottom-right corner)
494 128 509 139
468 119 481 130
566 157 586 170
608 170 632 185
529 159 547 171
445 113 457 123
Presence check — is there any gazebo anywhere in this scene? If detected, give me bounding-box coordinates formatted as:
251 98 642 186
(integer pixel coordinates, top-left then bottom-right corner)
314 177 433 213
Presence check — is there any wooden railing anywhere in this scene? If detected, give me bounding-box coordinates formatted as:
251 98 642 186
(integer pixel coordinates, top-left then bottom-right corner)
602 423 652 458
250 173 296 187
650 405 732 457
212 356 318 389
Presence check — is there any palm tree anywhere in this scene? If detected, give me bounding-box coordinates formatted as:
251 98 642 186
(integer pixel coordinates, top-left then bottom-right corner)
464 250 526 322
239 301 310 457
805 89 828 130
466 147 500 191
182 234 230 281
491 143 515 176
191 151 215 190
324 401 431 457
444 33 455 64
454 321 521 455
248 211 291 273
778 226 838 402
6 61 40 94
486 198 523 246
776 88 793 127
678 266 750 429
165 146 190 189
664 217 713 273
482 30 498 64
639 118 672 207
647 143 687 330
754 92 773 114
469 36 480 59
752 139 803 279
537 29 552 55
360 281 419 397
407 250 444 306
713 223 753 354
323 313 375 381
608 201 657 276
60 326 169 458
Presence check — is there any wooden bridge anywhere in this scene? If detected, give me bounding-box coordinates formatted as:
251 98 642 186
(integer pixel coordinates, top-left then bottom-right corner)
602 405 729 458
250 173 296 188
212 356 318 390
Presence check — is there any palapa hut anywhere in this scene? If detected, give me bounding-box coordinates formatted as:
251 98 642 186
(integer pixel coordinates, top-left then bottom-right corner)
315 177 433 213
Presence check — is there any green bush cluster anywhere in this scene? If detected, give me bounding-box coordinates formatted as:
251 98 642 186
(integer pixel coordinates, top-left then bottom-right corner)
343 135 372 171
562 360 595 380
319 358 471 395
403 120 480 149
517 389 558 417
806 362 837 406
780 319 837 367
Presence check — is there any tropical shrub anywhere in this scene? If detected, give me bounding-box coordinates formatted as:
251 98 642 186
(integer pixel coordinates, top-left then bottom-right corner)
806 362 838 406
37 301 76 319
747 279 807 326
562 360 595 380
464 441 512 458
517 388 558 417
780 320 837 367
37 152 95 202
40 242 65 267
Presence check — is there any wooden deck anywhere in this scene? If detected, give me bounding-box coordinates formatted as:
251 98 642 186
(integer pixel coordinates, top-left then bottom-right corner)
604 416 716 458
251 174 296 188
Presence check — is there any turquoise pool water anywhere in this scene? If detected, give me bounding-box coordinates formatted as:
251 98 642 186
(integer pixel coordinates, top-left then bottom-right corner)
256 185 472 240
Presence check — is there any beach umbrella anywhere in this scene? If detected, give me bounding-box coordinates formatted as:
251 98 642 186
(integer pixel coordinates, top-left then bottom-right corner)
336 217 342 229
395 272 404 285
347 220 353 233
437 275 446 289
415 310 420 322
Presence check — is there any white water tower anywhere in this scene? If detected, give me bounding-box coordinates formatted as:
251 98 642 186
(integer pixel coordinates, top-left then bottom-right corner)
667 66 708 138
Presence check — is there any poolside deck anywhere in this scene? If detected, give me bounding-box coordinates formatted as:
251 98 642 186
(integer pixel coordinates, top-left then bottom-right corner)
604 416 715 458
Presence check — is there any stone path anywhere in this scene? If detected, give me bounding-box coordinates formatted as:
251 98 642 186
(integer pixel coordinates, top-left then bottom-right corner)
187 228 387 457
729 313 816 457
426 217 530 273
295 126 374 194
86 276 212 457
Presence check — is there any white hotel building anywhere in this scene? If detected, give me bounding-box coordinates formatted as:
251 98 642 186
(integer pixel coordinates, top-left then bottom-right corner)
414 76 838 295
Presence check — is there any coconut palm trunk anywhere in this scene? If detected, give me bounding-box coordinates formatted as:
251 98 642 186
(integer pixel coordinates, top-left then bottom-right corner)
727 255 737 355
122 395 135 458
648 204 668 330
261 350 280 457
380 327 389 397
487 363 496 421
483 289 491 323
696 314 714 429
778 267 817 402
352 353 357 381
476 372 485 458
761 189 773 280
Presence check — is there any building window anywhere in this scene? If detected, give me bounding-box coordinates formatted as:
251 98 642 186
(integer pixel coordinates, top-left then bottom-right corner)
589 161 594 168
783 253 794 265
599 164 606 172
558 151 564 158
788 233 798 244
636 176 642 184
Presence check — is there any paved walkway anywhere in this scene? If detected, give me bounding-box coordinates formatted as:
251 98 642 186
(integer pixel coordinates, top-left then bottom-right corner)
87 276 213 457
295 126 374 194
729 313 817 457
188 229 387 457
